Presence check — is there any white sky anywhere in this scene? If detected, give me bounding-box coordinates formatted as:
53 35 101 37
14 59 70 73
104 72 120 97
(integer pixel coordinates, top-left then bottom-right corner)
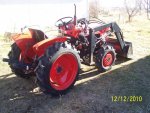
0 0 125 33
99 0 124 8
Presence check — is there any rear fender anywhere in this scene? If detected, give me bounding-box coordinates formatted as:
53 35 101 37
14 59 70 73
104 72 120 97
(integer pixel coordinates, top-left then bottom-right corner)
11 31 36 63
33 36 67 57
12 33 35 51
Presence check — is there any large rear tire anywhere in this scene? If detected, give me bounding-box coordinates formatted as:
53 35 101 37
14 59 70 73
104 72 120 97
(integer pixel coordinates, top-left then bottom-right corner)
8 43 30 78
95 45 116 72
35 43 80 96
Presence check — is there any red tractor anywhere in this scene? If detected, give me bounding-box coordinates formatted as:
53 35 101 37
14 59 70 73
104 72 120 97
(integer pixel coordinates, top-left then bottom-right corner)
3 5 133 95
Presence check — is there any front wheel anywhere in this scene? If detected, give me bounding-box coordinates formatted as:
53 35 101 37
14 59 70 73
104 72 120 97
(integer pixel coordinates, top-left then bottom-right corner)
36 43 80 96
95 45 116 72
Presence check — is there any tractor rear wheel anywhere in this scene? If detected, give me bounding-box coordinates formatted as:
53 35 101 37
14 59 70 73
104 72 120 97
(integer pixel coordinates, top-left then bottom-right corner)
8 43 30 78
95 45 116 72
36 43 80 96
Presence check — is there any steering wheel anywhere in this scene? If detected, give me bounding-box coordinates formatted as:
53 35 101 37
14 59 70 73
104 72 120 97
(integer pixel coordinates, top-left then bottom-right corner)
55 17 73 28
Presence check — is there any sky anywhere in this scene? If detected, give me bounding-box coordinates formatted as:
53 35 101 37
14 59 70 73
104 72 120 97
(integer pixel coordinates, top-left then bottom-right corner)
0 0 124 33
99 0 124 8
0 0 82 4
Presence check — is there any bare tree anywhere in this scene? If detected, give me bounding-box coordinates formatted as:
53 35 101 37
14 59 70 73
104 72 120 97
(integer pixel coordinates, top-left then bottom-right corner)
143 0 150 19
89 0 100 18
124 0 139 22
137 0 143 14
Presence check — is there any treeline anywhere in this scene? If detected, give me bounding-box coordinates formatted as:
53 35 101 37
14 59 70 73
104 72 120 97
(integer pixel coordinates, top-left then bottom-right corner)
89 0 150 22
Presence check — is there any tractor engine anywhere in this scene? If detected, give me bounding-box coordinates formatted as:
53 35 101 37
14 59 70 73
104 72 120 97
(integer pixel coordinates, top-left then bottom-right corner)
76 34 90 63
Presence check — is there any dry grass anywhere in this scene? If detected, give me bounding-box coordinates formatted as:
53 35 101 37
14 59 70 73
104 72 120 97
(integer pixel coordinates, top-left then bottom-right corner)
0 14 150 113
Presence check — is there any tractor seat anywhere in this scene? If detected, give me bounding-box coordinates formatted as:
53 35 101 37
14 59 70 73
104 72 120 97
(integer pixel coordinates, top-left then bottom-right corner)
29 28 48 42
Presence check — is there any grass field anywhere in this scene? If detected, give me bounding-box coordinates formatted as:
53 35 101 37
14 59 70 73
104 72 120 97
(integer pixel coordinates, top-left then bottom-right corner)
0 15 150 113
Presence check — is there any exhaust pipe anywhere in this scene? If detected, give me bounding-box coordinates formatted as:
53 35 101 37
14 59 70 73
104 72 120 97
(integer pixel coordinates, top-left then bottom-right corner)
74 4 77 25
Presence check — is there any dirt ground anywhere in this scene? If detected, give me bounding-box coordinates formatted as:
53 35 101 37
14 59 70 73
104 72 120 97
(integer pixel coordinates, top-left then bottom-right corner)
0 16 150 113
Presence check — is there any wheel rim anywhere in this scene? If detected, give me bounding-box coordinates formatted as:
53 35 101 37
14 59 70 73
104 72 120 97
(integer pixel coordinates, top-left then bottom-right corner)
103 51 114 67
49 53 78 90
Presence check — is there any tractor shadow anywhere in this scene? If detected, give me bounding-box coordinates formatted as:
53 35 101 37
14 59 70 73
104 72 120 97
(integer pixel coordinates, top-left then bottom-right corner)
0 73 14 79
79 56 130 80
0 55 150 113
115 55 131 65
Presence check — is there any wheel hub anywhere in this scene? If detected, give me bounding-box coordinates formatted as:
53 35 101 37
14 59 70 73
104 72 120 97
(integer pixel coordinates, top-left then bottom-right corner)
103 52 114 67
56 66 62 74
